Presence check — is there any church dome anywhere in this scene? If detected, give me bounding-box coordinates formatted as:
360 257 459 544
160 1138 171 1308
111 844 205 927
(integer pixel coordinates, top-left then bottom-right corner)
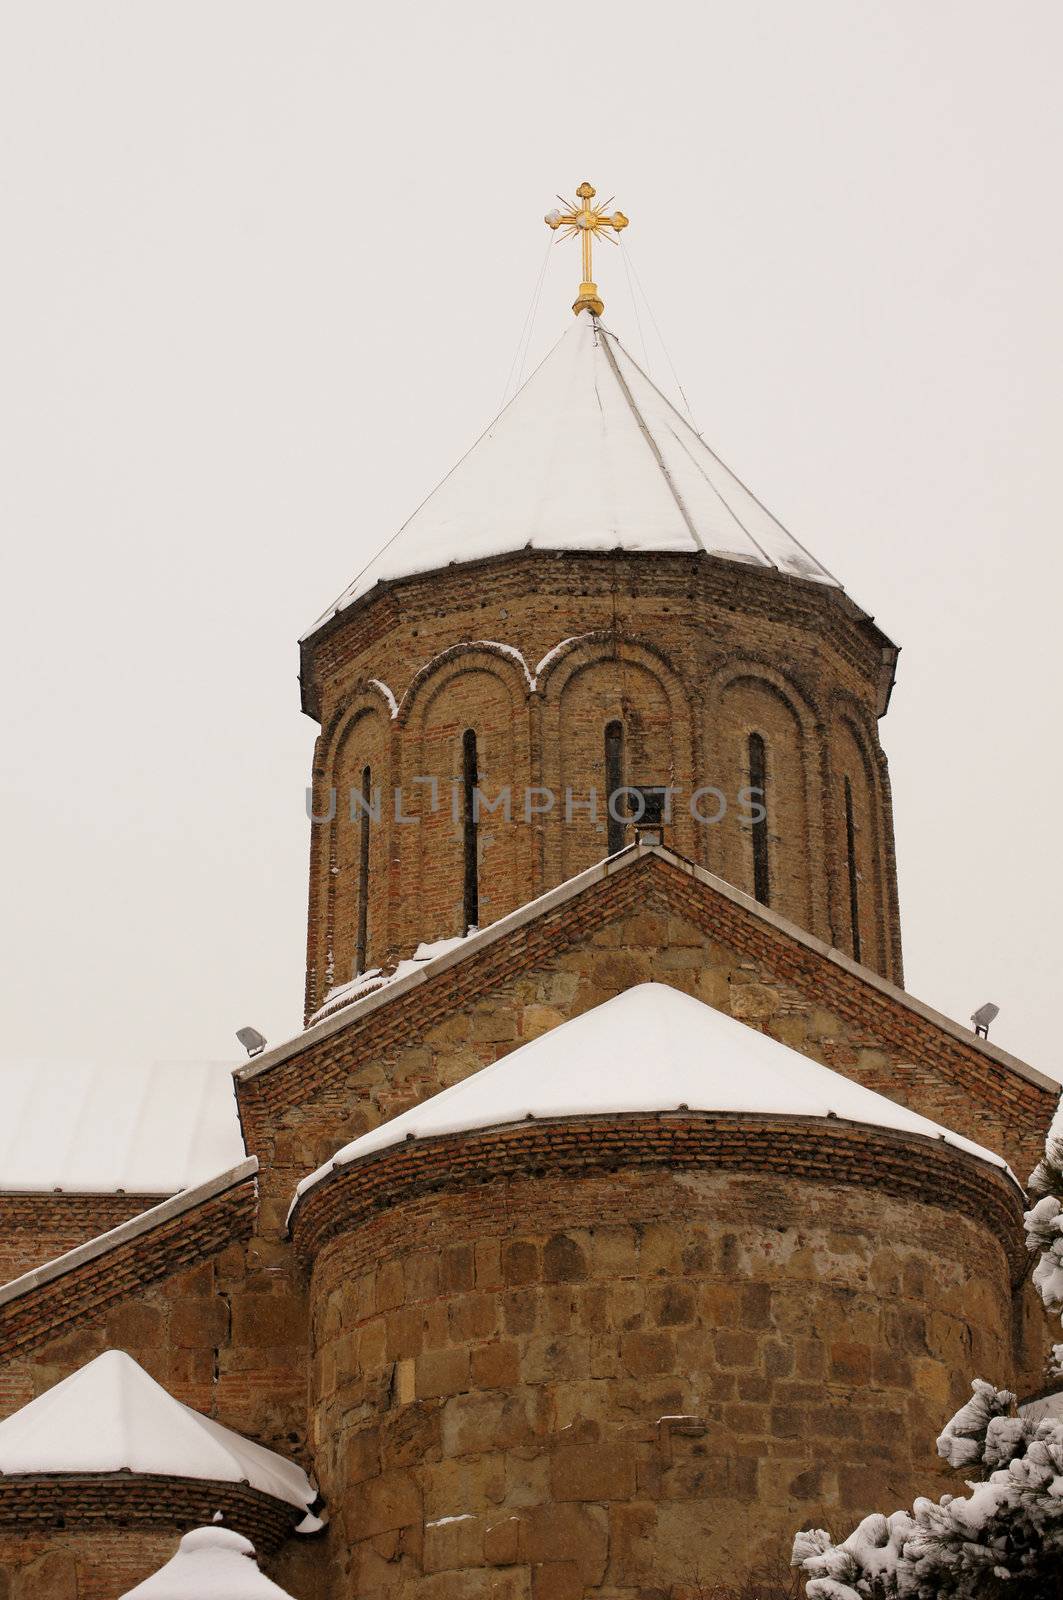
298 298 902 1022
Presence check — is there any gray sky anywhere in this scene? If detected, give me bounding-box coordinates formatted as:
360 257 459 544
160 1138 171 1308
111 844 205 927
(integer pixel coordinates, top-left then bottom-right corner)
1 1 1061 1085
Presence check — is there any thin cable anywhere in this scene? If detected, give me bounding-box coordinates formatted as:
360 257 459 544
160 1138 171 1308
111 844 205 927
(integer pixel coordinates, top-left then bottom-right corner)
620 240 698 430
513 243 552 395
620 240 651 374
499 238 552 411
320 327 570 620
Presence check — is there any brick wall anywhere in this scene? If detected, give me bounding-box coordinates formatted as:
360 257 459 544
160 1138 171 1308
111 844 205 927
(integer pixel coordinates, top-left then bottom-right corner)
0 1526 175 1600
0 1194 158 1284
301 551 903 1018
0 1522 328 1599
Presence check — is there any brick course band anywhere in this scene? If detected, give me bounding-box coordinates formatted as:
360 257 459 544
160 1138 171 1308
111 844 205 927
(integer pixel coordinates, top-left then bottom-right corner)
288 1111 1026 1283
0 1193 160 1284
0 1474 303 1553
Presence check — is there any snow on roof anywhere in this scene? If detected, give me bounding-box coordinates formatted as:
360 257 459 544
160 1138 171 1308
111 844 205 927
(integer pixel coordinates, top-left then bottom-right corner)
293 983 1012 1211
120 1527 295 1599
308 933 472 1025
0 1059 246 1194
0 1351 314 1513
306 313 839 638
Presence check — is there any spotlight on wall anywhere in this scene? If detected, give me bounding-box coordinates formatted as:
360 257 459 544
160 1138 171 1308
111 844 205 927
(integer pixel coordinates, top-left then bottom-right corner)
970 1003 999 1040
236 1026 268 1058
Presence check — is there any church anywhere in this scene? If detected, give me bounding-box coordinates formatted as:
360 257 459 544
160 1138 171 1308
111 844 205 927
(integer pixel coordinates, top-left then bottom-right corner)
0 184 1057 1599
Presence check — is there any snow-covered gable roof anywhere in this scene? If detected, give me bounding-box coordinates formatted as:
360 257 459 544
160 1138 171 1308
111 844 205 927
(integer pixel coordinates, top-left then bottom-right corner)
306 313 839 637
0 1350 315 1513
120 1527 295 1599
0 1059 246 1194
293 982 1012 1211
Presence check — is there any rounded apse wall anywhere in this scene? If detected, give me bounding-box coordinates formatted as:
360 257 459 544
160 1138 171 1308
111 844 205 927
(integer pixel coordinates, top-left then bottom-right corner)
293 1114 1021 1597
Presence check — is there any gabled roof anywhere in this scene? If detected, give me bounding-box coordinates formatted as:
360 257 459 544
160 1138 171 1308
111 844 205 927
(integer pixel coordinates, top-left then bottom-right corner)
120 1527 295 1599
0 1349 314 1513
292 982 1012 1213
237 843 1057 1104
305 312 840 639
0 1058 245 1195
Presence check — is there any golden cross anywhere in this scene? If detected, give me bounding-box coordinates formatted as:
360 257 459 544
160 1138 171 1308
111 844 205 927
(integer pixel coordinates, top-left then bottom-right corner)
545 181 629 317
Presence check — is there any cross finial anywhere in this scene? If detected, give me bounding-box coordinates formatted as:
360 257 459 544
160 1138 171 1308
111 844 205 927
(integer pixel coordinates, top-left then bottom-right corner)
545 181 629 317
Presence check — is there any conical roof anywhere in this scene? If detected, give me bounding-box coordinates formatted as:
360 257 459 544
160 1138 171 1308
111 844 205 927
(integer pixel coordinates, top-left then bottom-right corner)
0 1350 314 1512
120 1527 295 1599
293 984 1010 1209
306 314 838 637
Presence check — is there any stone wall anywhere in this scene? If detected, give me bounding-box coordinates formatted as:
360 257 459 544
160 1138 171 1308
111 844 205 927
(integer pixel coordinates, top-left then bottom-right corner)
301 550 903 1016
301 1156 1015 1597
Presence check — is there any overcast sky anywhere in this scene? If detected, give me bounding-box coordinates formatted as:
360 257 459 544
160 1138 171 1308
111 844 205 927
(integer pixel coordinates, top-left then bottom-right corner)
1 1 1060 1089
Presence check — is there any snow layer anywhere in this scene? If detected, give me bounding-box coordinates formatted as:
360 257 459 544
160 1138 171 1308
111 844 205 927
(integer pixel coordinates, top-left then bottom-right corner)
120 1527 295 1599
308 934 472 1025
0 1058 245 1194
306 313 838 637
293 983 1010 1209
0 1351 314 1512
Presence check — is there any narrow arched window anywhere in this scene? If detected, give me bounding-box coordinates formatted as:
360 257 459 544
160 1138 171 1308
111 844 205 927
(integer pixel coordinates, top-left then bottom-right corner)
355 764 371 975
604 720 625 856
748 732 770 907
844 775 861 962
462 729 479 933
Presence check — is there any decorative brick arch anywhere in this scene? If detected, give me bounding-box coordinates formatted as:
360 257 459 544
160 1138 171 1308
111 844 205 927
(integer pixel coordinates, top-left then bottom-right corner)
538 634 697 884
395 640 535 726
706 660 826 931
828 688 899 981
318 676 398 758
306 691 394 1020
396 643 535 949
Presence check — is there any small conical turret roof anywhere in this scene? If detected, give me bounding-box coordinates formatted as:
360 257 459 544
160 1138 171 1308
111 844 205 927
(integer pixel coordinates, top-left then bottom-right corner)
120 1527 295 1598
0 1350 314 1512
306 313 839 638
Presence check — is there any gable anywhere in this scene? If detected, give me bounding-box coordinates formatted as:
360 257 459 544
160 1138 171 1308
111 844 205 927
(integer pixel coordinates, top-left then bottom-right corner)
235 850 1058 1206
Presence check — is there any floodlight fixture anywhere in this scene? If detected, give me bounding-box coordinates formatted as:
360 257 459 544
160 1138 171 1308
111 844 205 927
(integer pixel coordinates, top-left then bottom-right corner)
236 1026 268 1058
970 1003 999 1040
628 783 669 844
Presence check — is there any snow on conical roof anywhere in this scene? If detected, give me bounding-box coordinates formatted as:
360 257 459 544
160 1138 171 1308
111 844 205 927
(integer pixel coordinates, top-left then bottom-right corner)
293 983 1011 1210
306 313 838 637
120 1527 295 1599
0 1351 314 1512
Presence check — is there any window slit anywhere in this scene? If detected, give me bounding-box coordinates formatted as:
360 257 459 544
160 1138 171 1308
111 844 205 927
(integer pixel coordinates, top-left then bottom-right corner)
748 732 770 907
355 764 371 975
605 720 625 856
844 775 861 963
462 730 479 932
